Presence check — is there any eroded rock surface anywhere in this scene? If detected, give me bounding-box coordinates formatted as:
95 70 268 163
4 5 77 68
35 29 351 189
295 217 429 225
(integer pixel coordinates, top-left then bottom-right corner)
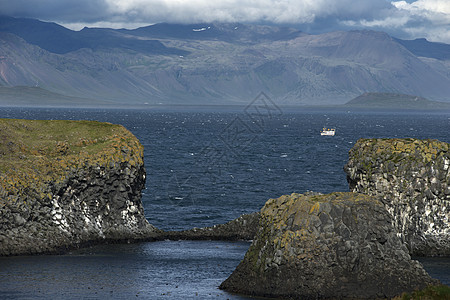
220 192 435 299
345 138 450 256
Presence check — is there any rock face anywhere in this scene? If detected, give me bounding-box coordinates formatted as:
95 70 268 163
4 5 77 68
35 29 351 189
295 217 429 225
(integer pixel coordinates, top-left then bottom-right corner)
0 119 159 256
345 138 450 256
220 192 435 299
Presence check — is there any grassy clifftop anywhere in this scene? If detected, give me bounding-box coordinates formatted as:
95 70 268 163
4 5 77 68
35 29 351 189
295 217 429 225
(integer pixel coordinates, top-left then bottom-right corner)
349 138 449 165
0 118 143 201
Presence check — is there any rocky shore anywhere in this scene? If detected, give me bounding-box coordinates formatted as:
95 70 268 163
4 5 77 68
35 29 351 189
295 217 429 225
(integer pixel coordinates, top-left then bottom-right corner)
345 138 450 256
220 192 437 299
0 119 160 256
1 120 448 298
163 212 259 241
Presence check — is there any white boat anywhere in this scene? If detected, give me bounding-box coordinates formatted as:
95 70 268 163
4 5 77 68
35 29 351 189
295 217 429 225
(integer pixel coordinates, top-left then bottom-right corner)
320 128 335 136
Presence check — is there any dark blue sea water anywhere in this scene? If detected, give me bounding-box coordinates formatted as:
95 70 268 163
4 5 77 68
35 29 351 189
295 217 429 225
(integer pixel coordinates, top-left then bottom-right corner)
0 106 449 299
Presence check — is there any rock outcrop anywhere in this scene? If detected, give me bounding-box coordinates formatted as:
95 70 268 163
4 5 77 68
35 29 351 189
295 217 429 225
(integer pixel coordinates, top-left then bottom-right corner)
0 118 159 256
220 192 436 299
164 212 259 241
345 138 450 256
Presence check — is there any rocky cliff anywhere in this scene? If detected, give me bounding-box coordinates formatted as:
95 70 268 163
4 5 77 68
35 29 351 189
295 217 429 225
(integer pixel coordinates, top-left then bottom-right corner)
0 118 159 256
220 192 435 299
345 138 450 256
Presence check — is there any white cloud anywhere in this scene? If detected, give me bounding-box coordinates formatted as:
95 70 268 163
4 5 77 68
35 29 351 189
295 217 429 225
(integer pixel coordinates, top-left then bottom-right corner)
393 0 450 30
341 0 450 42
344 15 410 28
60 21 153 31
103 0 329 24
101 0 400 25
392 0 450 15
403 25 450 43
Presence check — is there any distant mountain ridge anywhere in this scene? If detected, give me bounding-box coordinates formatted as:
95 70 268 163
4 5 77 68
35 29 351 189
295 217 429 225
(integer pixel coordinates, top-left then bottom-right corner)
121 22 306 43
0 16 187 55
344 92 450 109
0 16 450 106
394 37 450 61
2 16 448 59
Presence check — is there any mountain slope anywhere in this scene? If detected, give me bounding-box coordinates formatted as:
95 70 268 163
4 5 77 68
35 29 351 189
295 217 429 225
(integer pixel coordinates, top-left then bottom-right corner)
0 86 110 107
394 37 450 60
0 33 171 103
275 30 450 103
0 16 187 55
0 16 450 106
121 22 306 43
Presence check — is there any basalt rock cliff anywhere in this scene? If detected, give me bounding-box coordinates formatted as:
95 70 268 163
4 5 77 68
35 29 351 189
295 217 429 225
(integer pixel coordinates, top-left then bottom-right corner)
220 192 435 299
345 138 450 256
0 118 159 256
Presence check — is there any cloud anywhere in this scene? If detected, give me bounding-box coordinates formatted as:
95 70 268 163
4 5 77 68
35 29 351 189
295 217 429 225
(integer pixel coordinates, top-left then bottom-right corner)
1 0 449 42
100 0 396 25
343 0 450 42
103 0 323 24
0 0 109 22
393 0 450 17
0 0 393 24
392 0 450 26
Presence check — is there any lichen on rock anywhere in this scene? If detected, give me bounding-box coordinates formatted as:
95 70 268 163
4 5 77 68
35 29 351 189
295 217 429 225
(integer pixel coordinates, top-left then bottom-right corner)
220 192 436 299
345 138 450 256
0 118 159 256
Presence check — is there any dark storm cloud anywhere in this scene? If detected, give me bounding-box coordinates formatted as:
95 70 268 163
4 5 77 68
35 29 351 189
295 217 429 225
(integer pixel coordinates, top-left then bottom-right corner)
0 0 109 22
0 0 449 42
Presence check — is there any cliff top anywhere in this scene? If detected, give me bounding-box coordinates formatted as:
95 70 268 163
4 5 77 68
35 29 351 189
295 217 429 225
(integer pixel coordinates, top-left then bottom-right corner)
0 118 143 200
262 192 380 232
350 138 449 164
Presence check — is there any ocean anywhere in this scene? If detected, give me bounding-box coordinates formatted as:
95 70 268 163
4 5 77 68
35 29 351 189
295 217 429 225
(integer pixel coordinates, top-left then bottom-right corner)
0 105 449 299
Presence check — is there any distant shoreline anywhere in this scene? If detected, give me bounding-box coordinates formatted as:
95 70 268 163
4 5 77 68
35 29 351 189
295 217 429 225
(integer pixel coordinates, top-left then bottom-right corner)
3 103 450 113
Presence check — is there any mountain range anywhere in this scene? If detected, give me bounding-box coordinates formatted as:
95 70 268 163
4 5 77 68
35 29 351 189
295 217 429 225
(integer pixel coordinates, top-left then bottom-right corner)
0 16 449 106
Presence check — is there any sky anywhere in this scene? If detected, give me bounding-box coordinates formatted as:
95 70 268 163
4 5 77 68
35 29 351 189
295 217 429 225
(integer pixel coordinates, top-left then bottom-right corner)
1 0 449 43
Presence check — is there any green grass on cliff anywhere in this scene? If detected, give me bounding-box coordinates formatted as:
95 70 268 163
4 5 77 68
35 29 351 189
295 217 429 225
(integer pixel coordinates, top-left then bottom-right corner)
0 118 143 200
0 119 114 170
393 284 450 300
351 138 449 166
